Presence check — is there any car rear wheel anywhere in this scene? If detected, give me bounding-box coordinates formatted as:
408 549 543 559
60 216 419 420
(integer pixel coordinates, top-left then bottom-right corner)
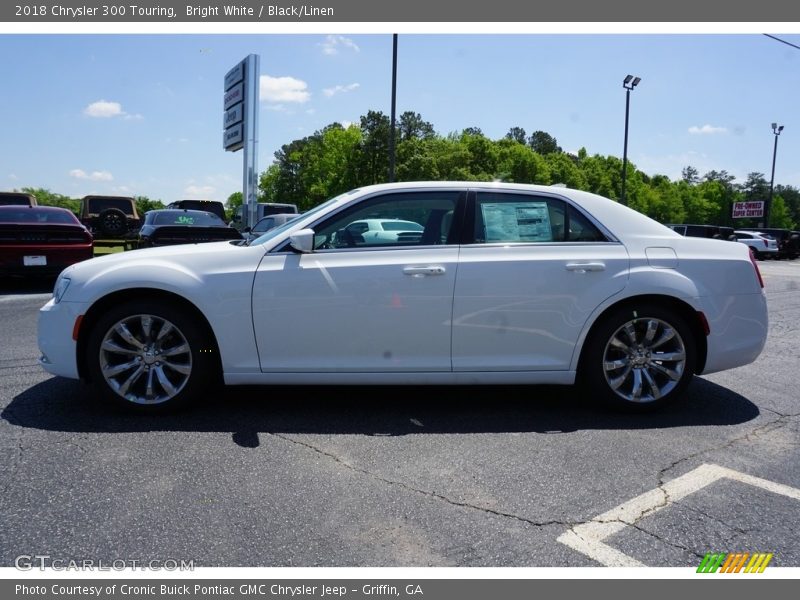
86 300 216 412
582 304 696 411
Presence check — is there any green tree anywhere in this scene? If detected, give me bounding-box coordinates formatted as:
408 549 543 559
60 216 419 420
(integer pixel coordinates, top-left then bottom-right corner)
545 152 586 189
681 165 700 185
495 139 550 184
359 110 391 184
226 191 244 220
505 127 527 145
769 195 795 229
528 130 561 155
134 196 164 215
21 187 80 215
398 111 434 142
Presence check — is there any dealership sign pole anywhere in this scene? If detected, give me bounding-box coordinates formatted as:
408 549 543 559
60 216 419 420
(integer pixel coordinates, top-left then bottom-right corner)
224 54 259 229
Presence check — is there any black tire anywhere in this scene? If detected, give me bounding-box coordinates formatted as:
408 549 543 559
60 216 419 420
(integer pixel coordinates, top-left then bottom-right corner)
86 299 217 413
97 207 128 238
581 303 696 412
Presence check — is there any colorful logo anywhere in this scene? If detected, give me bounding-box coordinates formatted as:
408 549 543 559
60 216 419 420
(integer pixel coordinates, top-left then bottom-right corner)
697 552 773 573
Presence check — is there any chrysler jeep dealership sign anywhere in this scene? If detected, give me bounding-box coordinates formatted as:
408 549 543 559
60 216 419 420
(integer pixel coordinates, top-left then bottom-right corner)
733 201 765 219
223 60 246 152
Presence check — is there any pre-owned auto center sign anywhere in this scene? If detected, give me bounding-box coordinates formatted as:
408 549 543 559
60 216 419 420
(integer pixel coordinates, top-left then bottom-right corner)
732 201 764 218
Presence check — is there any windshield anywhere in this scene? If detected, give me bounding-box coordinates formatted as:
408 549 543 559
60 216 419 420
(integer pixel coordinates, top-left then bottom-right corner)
248 192 354 246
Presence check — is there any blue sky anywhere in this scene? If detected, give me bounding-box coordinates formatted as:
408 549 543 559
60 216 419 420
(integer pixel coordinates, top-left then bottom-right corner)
1 33 799 203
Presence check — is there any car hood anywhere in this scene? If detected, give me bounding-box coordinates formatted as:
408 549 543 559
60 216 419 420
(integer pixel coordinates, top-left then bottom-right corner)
58 240 265 301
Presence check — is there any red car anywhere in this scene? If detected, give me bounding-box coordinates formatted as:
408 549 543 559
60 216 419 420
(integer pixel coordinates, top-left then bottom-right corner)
0 205 93 276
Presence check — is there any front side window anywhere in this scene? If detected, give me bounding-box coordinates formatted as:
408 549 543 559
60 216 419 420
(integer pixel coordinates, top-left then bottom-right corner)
311 192 459 250
473 193 605 244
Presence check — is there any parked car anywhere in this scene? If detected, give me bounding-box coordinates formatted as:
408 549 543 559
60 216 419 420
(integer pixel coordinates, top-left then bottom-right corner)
668 224 735 241
80 195 140 239
1 205 92 276
333 218 425 247
733 230 779 259
242 213 302 243
166 200 227 223
138 209 243 248
232 202 299 230
0 191 38 206
38 182 767 413
737 227 797 259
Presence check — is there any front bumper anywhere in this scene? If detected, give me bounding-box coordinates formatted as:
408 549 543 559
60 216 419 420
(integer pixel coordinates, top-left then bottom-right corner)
38 298 85 379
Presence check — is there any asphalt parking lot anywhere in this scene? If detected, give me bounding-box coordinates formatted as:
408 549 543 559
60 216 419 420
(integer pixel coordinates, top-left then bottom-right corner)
1 261 798 568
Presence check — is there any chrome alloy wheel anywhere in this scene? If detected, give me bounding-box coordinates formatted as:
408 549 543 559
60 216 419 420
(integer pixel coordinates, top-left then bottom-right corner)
99 314 192 405
602 317 687 403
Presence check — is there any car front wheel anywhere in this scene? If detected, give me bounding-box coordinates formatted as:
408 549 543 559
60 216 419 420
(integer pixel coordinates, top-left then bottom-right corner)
86 300 216 412
582 304 696 411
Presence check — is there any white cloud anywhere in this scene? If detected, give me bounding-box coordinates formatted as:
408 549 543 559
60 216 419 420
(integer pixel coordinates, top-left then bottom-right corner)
83 99 142 120
319 35 360 55
184 185 215 197
340 120 355 129
260 75 310 104
69 169 113 182
688 124 728 135
323 83 360 97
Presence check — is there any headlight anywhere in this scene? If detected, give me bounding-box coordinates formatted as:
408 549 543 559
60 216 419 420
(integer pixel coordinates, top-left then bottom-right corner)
53 277 71 304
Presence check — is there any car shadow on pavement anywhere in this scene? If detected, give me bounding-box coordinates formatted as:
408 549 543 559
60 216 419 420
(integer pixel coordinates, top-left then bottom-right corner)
0 277 56 295
3 376 760 447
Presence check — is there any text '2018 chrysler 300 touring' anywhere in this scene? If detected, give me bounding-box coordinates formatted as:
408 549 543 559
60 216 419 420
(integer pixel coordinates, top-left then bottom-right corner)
38 182 768 413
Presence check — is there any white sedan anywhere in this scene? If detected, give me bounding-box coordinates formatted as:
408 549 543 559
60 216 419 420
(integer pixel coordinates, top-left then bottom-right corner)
38 182 768 413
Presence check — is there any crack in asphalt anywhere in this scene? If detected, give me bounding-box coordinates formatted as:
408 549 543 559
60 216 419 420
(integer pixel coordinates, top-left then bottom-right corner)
688 506 749 537
270 432 575 530
626 521 706 561
274 409 799 566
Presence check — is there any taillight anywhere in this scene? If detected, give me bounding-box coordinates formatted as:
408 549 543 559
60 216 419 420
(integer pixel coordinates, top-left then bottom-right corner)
763 239 768 248
750 250 764 288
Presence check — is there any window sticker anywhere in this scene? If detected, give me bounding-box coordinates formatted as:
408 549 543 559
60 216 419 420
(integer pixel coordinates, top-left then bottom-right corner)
480 202 552 242
176 215 195 225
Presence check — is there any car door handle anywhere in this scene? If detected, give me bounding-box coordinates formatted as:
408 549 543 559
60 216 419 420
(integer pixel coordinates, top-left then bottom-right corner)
565 262 606 273
403 266 446 276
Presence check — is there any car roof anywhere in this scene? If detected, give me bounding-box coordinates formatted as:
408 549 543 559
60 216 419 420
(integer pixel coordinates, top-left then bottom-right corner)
0 205 73 213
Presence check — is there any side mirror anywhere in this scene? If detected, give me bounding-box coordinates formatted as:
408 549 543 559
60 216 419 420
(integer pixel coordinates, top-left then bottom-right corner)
243 226 251 233
288 228 315 253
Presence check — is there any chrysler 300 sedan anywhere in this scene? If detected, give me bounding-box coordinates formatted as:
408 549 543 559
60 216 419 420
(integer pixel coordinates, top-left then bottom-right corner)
38 182 768 413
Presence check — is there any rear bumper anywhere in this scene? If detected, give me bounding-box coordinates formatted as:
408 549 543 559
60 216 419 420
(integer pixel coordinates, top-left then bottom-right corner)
701 292 768 375
0 244 93 276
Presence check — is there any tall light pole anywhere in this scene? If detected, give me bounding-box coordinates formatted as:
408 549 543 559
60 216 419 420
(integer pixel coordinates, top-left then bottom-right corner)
766 122 784 228
388 34 398 182
620 74 641 206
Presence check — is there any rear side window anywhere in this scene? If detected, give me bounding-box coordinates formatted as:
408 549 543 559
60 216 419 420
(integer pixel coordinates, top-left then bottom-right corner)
473 193 606 244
